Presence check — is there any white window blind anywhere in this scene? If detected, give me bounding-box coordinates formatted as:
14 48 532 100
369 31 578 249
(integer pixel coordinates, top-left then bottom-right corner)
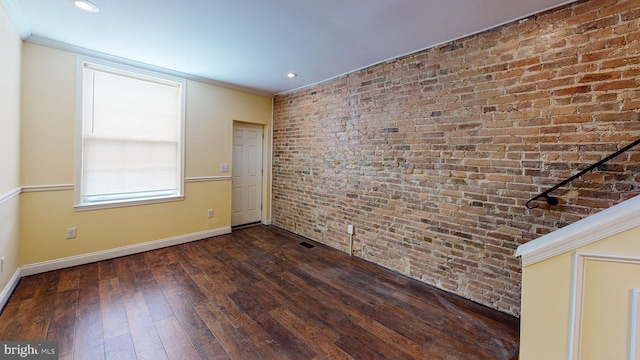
78 61 184 207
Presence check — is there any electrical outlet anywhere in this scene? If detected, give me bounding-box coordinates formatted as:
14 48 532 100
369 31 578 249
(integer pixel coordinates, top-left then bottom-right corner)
1 257 5 273
207 209 214 218
66 227 77 239
347 224 354 235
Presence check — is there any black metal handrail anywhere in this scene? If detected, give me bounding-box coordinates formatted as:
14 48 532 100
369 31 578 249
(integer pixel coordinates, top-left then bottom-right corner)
525 137 640 209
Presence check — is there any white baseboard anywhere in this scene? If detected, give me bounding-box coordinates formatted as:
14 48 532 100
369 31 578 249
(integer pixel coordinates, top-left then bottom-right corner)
262 218 272 225
20 226 231 277
0 268 22 310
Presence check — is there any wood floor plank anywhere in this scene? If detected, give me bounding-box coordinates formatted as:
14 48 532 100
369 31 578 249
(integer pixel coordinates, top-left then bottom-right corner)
98 259 118 282
45 289 79 359
321 271 476 355
16 272 59 340
155 316 200 360
270 307 355 360
74 263 105 360
0 225 520 359
292 263 440 346
357 317 428 358
164 263 208 306
211 249 266 290
392 290 519 358
151 264 229 359
193 257 239 297
195 301 263 360
160 290 226 359
0 298 33 339
57 266 80 292
229 289 317 359
252 272 345 342
136 269 174 323
104 333 137 360
114 256 141 295
170 242 209 276
8 274 49 302
110 268 166 359
218 270 280 311
130 251 151 273
191 274 291 359
262 255 440 358
335 335 384 360
99 278 130 341
143 248 176 270
121 291 168 360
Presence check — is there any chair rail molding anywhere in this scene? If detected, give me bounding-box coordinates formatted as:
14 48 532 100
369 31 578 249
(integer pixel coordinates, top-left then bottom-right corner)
0 187 21 206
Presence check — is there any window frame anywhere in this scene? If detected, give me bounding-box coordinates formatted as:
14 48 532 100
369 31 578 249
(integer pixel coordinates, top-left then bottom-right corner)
74 56 186 211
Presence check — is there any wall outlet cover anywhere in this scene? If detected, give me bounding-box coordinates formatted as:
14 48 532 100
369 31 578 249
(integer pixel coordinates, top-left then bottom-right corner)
66 227 77 239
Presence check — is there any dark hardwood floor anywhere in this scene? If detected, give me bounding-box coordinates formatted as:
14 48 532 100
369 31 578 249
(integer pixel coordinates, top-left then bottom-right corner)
0 225 519 359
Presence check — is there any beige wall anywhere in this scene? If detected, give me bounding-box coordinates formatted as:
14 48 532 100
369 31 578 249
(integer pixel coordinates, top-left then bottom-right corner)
580 260 640 358
185 80 273 221
20 44 75 185
0 4 22 293
520 225 640 359
19 43 272 265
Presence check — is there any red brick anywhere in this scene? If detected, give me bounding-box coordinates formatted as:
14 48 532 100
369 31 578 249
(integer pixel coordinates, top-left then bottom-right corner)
579 71 621 83
537 77 575 89
602 56 640 69
623 100 640 110
509 57 541 69
554 115 593 124
573 0 605 15
593 79 639 91
601 0 640 17
582 48 627 62
272 0 640 317
553 85 591 96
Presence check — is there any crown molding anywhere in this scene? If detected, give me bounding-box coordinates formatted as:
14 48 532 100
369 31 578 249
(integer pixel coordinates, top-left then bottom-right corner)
0 0 30 39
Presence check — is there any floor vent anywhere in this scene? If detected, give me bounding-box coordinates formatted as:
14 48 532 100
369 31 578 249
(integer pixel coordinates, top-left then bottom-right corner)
300 242 315 249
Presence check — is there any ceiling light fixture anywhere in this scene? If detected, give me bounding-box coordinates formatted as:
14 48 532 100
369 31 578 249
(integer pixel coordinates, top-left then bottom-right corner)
72 0 100 13
287 72 297 78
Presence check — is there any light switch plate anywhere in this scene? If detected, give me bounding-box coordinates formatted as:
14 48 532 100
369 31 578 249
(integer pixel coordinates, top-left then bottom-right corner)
220 163 229 172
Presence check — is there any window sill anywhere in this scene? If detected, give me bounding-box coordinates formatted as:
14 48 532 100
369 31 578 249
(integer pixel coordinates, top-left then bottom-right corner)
74 195 185 212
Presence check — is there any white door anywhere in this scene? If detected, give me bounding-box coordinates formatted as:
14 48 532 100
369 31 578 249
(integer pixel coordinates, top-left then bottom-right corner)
232 123 263 226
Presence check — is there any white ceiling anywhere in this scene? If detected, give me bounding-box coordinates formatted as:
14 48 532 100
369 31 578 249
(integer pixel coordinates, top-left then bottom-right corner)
3 0 577 96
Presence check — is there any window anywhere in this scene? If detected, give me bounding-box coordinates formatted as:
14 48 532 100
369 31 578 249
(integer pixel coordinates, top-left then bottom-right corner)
76 59 185 210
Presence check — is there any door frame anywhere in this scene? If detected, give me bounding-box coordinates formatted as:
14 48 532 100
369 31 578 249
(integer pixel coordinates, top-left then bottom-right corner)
231 121 270 227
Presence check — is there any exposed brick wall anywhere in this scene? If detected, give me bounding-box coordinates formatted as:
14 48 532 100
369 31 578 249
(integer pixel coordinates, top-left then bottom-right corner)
272 0 640 316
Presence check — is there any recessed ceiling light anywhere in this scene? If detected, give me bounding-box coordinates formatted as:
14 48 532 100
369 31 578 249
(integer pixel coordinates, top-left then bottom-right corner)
72 0 100 13
287 73 297 78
